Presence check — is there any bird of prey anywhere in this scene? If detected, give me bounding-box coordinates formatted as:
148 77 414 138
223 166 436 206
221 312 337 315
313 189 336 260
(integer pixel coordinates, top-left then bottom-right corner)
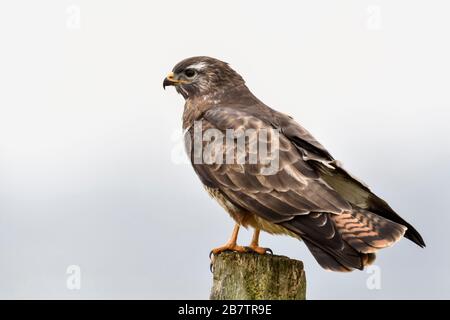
163 56 425 272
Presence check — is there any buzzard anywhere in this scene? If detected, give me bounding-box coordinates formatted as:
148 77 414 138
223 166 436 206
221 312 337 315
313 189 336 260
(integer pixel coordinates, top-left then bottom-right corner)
163 56 425 272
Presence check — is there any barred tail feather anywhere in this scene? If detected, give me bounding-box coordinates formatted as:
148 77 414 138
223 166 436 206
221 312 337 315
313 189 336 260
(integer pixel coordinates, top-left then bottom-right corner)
283 208 407 272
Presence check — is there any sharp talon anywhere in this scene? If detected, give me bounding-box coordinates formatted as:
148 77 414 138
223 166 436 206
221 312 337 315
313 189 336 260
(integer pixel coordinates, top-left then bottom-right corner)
209 244 246 257
210 261 214 273
246 246 273 255
209 250 214 259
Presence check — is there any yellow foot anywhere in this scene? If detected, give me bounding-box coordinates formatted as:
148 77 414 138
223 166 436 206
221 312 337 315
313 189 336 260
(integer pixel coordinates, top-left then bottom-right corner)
209 243 247 258
209 243 247 273
245 245 273 255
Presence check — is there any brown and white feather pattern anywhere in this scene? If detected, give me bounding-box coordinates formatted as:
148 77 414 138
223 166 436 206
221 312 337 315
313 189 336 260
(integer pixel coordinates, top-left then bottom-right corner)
184 105 410 271
172 56 424 272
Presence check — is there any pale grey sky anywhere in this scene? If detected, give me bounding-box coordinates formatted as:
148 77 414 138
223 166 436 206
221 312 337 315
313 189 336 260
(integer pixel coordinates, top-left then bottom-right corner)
0 0 449 299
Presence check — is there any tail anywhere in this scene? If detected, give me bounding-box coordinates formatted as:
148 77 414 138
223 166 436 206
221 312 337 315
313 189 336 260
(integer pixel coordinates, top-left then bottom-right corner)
313 161 426 248
282 208 407 272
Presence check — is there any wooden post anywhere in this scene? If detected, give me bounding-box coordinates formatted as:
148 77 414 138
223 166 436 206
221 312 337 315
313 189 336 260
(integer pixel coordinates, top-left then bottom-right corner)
210 252 306 300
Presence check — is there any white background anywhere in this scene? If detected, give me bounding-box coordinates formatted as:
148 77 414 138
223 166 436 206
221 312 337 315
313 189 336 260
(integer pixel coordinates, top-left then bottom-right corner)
0 0 449 299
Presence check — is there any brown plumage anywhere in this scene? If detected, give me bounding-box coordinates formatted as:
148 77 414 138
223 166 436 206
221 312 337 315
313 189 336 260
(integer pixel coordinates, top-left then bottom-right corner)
163 56 425 272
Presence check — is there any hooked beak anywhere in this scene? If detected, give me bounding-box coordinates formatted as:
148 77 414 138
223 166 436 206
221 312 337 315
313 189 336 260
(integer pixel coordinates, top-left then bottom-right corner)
163 72 183 90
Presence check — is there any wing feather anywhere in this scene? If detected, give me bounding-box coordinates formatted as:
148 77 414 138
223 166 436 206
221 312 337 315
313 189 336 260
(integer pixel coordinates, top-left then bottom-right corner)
186 105 421 271
188 107 352 218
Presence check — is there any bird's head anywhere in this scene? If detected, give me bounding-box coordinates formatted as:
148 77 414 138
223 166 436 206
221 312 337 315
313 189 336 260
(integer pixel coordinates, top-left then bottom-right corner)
163 56 245 99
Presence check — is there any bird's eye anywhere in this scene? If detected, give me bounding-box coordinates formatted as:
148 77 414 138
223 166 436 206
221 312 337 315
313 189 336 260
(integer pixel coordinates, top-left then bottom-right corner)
184 69 196 78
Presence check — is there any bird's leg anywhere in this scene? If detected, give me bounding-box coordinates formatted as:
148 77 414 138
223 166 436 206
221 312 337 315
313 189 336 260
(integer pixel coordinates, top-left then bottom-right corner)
246 228 273 255
210 223 247 257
